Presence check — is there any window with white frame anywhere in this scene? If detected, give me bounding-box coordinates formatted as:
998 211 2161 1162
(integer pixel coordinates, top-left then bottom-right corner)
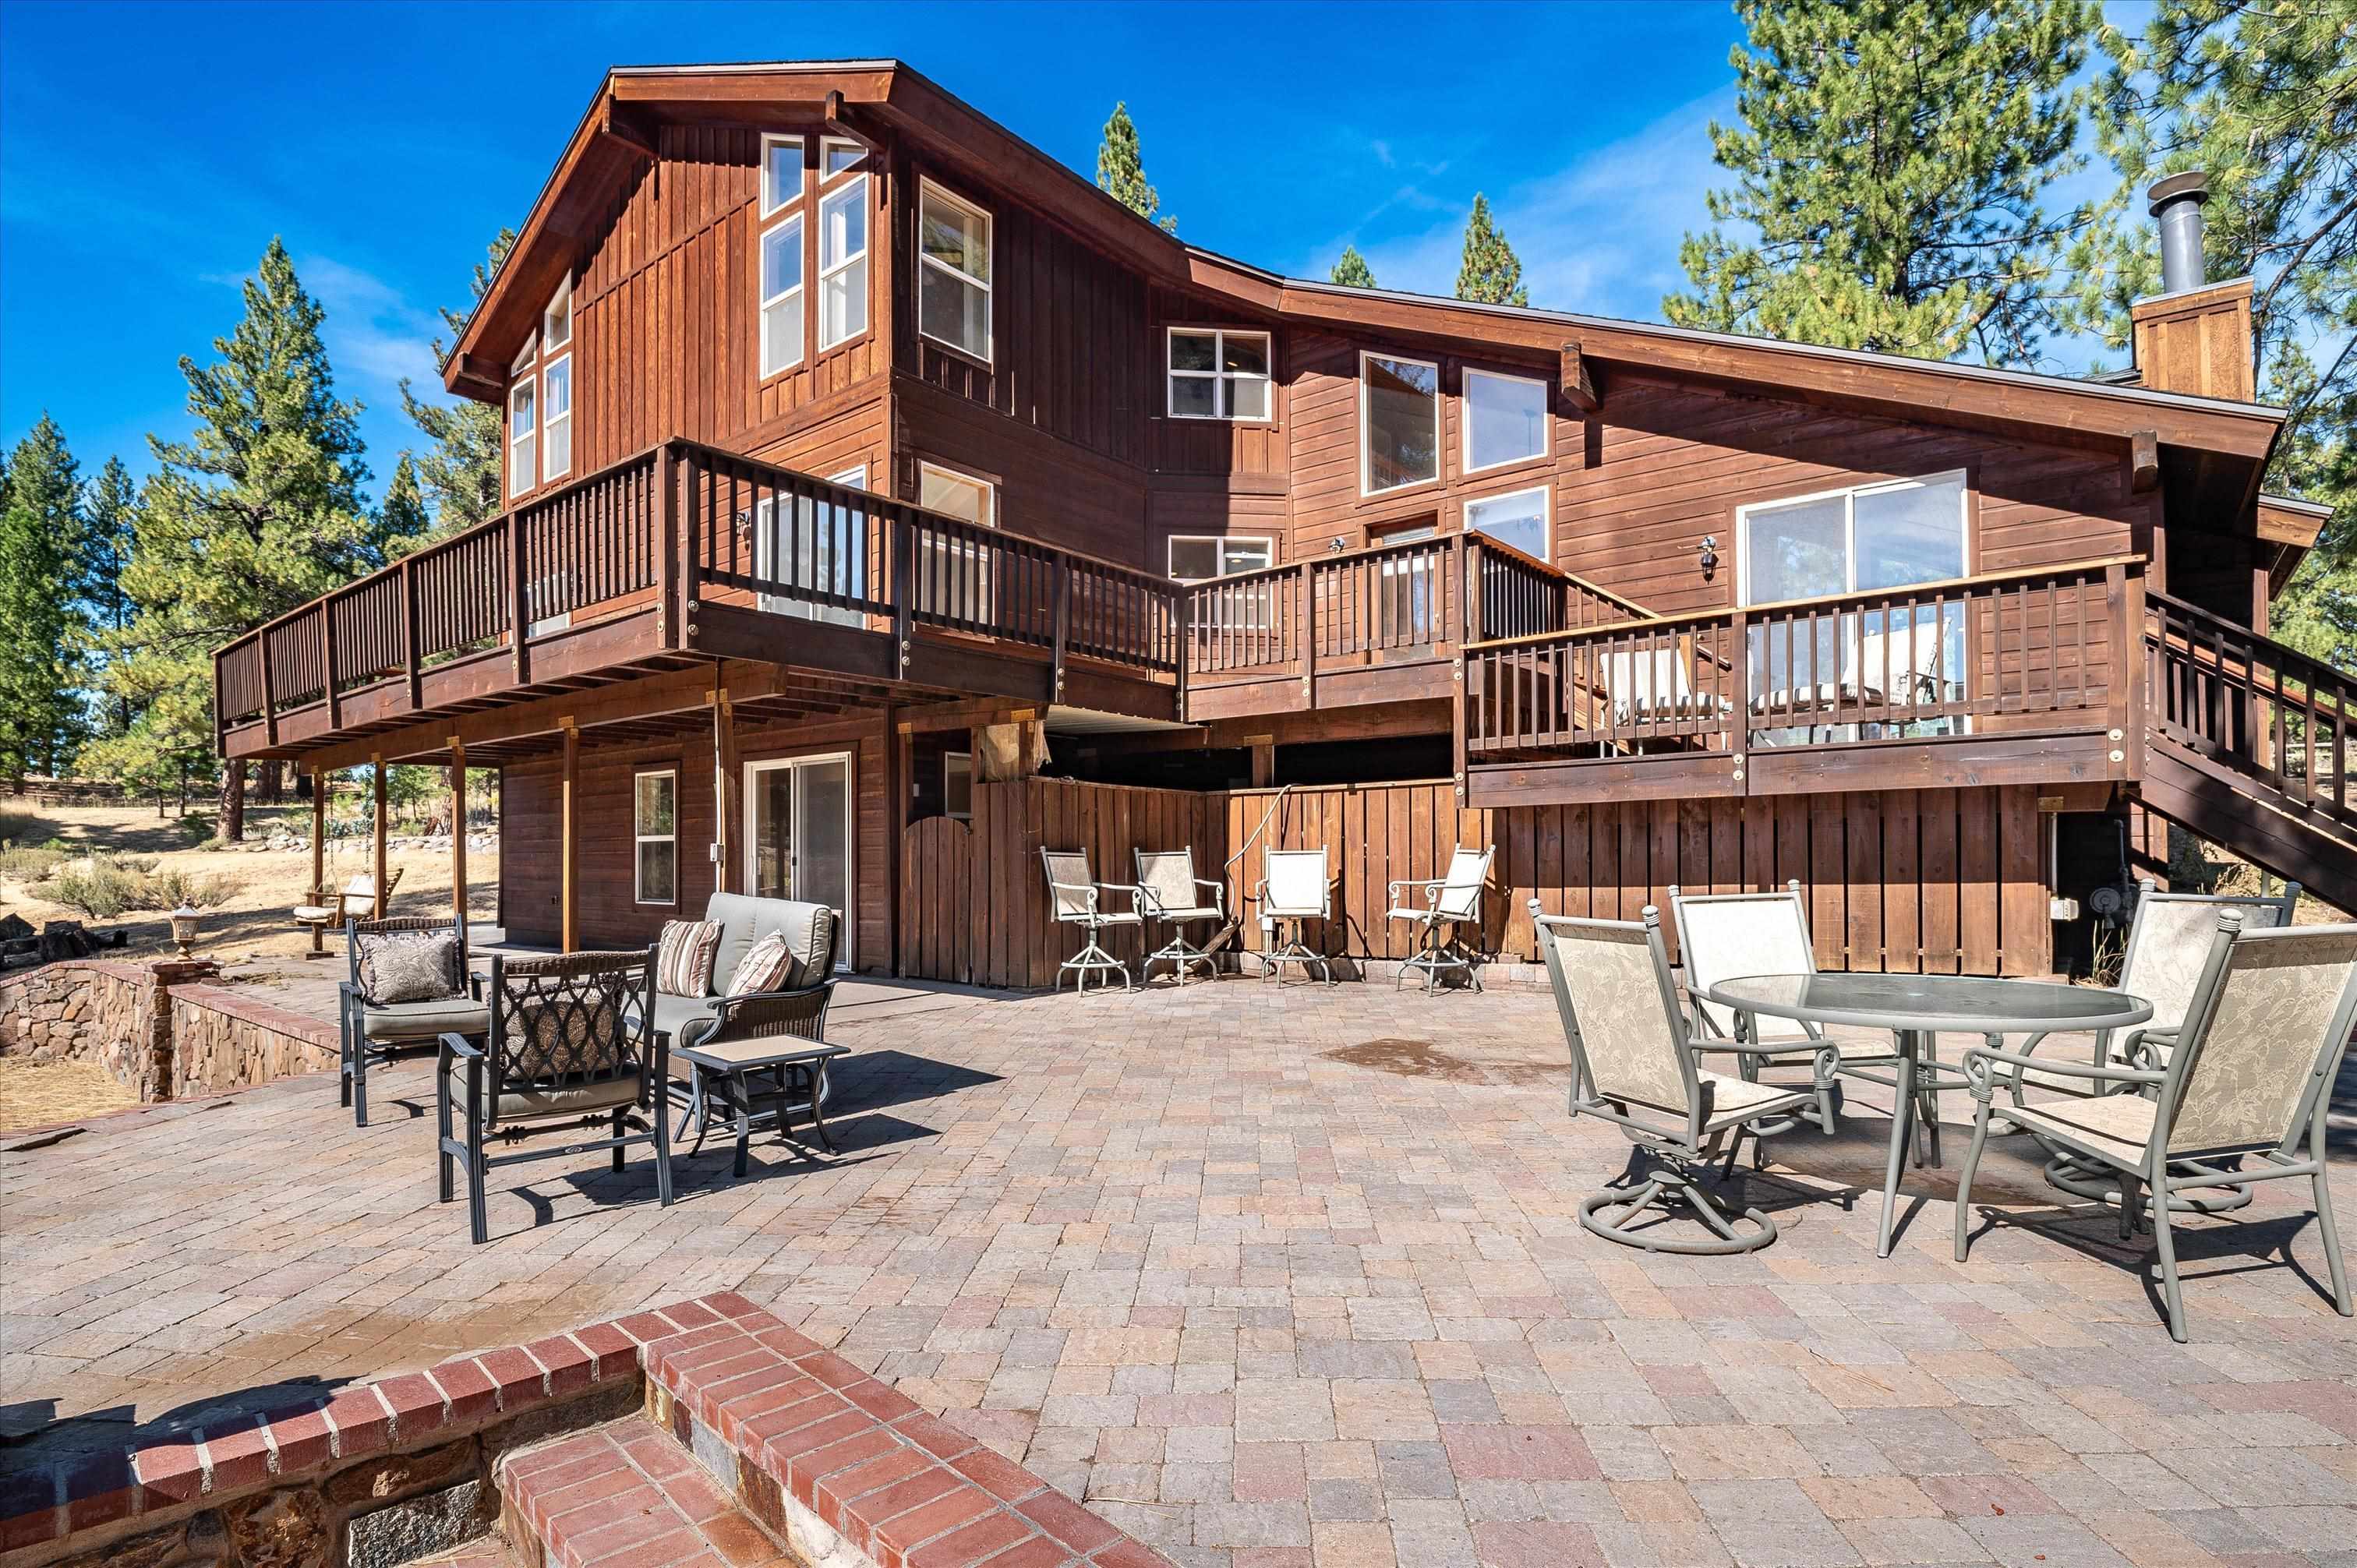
541 355 572 481
916 462 995 621
818 177 868 350
542 277 573 352
760 211 806 377
634 769 677 906
943 750 972 821
1361 351 1440 493
507 380 535 498
1167 329 1270 420
820 136 864 179
1464 486 1549 560
918 182 992 360
1464 369 1546 472
1167 535 1273 581
754 463 868 626
761 134 803 217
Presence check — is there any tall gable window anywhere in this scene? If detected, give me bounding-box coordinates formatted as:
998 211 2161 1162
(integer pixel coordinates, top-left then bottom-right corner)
541 355 572 480
1168 330 1270 421
507 380 535 498
820 136 865 179
918 181 993 361
761 133 803 217
505 279 578 496
1464 369 1546 472
758 136 805 379
818 163 869 351
1361 351 1440 494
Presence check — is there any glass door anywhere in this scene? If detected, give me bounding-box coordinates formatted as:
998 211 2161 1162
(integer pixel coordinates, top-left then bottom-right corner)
744 753 853 968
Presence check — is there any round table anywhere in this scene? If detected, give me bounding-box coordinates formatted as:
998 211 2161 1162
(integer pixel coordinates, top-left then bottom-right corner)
1701 973 2152 1257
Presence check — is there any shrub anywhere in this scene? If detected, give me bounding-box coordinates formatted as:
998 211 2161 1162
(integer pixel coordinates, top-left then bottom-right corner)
175 813 214 846
0 842 70 881
48 857 145 920
141 867 242 909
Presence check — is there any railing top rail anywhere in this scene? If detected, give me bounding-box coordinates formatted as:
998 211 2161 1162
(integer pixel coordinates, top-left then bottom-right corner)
1184 531 1470 595
1468 531 1575 585
1465 553 2149 652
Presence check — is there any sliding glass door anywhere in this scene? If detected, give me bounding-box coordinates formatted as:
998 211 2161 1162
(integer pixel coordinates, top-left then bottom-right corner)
744 753 852 968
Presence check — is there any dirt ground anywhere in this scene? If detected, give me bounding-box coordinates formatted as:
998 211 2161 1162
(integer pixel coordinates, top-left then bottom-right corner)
0 1058 133 1134
1 800 499 964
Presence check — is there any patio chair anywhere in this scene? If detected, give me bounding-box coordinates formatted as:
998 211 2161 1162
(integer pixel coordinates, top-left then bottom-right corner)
1255 847 1336 986
2009 875 2300 1214
1667 881 1844 1135
1956 913 2357 1341
293 867 402 957
437 947 672 1245
1599 641 1728 730
1136 846 1226 985
339 913 487 1128
1534 902 1834 1253
1041 847 1141 993
1387 846 1493 993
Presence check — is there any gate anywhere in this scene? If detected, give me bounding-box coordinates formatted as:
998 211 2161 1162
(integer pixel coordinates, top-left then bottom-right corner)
899 816 974 983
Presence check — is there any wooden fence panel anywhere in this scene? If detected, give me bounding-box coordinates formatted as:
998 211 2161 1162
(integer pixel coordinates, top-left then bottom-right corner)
899 817 973 984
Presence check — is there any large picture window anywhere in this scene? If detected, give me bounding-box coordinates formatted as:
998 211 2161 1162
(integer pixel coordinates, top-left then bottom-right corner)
1463 369 1546 472
818 178 868 350
1361 352 1440 494
1167 535 1274 581
1168 329 1270 421
918 182 993 361
759 212 806 377
634 769 677 906
1464 486 1549 560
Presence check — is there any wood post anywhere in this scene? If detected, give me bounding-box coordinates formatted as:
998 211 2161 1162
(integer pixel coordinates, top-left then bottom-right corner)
1298 560 1317 706
657 443 680 648
886 706 906 977
507 513 531 686
371 754 388 914
560 719 579 952
321 592 341 729
448 737 467 923
1250 740 1275 789
402 557 422 713
1050 565 1070 706
711 686 737 896
308 764 328 957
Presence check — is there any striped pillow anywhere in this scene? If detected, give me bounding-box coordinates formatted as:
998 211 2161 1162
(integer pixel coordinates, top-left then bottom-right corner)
723 932 797 997
655 920 723 998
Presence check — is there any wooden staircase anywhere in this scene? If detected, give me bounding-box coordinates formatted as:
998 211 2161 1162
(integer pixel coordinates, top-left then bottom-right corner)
2138 592 2357 910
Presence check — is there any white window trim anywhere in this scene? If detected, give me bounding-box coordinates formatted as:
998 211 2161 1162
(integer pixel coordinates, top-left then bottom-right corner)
918 461 996 528
507 382 535 499
1461 367 1548 475
1462 485 1551 560
740 752 856 970
1358 349 1443 498
1732 468 1972 606
1166 534 1275 583
633 768 677 906
760 133 804 219
542 277 573 351
758 209 807 380
943 750 973 821
819 136 865 182
1166 327 1274 422
817 176 870 352
539 354 572 482
917 177 995 365
754 464 871 619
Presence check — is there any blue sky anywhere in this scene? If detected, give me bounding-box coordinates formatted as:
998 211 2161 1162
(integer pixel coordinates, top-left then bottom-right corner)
0 1 2116 510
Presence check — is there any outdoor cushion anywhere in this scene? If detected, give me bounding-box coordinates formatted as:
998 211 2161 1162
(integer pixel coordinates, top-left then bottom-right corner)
724 931 797 997
361 994 490 1043
442 1064 638 1122
656 919 723 998
292 904 337 922
705 893 835 993
355 931 465 1005
1608 1070 1809 1135
642 991 724 1053
2009 1093 2157 1167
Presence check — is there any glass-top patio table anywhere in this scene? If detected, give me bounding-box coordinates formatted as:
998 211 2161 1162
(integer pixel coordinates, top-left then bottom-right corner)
1701 973 2152 1258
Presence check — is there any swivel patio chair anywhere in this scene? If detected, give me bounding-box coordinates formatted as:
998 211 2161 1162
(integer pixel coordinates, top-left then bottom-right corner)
340 913 486 1127
294 867 402 957
437 947 673 1245
1041 847 1141 993
2009 876 2300 1215
1254 847 1336 987
1956 913 2357 1341
1136 846 1226 985
1533 901 1833 1253
1668 881 1849 1135
1387 846 1493 994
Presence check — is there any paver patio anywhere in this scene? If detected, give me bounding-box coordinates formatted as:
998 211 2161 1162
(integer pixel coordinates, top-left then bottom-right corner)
5 976 2355 1568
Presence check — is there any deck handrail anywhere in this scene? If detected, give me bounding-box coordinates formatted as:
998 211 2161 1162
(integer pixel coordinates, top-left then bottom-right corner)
2143 588 2353 828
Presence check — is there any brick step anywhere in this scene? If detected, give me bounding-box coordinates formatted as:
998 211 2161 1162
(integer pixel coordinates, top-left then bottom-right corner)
410 1534 529 1568
497 1419 790 1568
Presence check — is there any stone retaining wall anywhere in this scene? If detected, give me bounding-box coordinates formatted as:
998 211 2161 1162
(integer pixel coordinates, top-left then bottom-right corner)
0 962 335 1106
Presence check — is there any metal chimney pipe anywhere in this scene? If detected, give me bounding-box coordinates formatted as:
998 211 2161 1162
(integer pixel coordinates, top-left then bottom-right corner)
2148 171 2210 295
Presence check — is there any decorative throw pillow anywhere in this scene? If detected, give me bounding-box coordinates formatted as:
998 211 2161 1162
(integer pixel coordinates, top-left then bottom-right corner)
723 931 797 997
355 931 465 1005
655 920 723 998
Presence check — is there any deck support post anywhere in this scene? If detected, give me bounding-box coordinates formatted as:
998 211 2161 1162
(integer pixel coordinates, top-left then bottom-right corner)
448 737 467 924
507 511 531 687
1298 560 1317 708
1250 740 1275 789
560 718 579 953
887 706 906 977
309 765 329 955
711 685 737 895
1729 610 1749 791
321 591 341 730
371 754 388 917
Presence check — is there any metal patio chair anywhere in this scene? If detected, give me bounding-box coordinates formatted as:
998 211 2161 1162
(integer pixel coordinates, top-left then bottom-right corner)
1956 913 2357 1341
1534 901 1834 1253
438 947 672 1245
1387 846 1493 994
1136 846 1226 985
1041 847 1141 993
1668 881 1847 1135
1254 847 1336 987
340 913 486 1128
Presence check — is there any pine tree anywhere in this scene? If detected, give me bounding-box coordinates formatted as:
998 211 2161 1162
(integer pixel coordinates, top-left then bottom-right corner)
1096 103 1178 234
1454 195 1528 306
1665 0 2101 365
400 228 517 539
0 415 87 781
380 452 431 556
99 238 379 839
2065 0 2357 661
1330 245 1379 289
75 456 140 738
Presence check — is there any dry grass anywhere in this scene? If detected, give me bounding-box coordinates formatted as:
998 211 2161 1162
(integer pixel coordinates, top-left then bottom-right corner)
0 1058 134 1132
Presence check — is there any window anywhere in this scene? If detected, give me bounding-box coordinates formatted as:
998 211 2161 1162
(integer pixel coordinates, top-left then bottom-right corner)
541 355 572 480
755 463 869 625
761 134 803 217
507 380 535 498
820 136 864 179
1361 352 1440 494
921 462 994 527
1167 329 1271 421
1168 535 1274 581
917 462 995 620
759 212 806 377
943 751 972 821
634 770 677 906
918 182 993 361
542 277 572 351
818 178 868 350
1464 369 1546 472
1371 519 1440 643
1464 486 1549 560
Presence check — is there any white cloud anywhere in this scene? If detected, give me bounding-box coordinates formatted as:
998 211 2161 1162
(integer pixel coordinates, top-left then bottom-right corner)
299 253 447 398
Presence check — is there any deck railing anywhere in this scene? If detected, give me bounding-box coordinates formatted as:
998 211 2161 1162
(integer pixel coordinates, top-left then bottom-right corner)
2147 590 2354 831
1466 556 2143 759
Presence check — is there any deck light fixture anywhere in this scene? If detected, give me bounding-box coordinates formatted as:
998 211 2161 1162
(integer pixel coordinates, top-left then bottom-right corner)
1698 535 1719 581
170 904 200 961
